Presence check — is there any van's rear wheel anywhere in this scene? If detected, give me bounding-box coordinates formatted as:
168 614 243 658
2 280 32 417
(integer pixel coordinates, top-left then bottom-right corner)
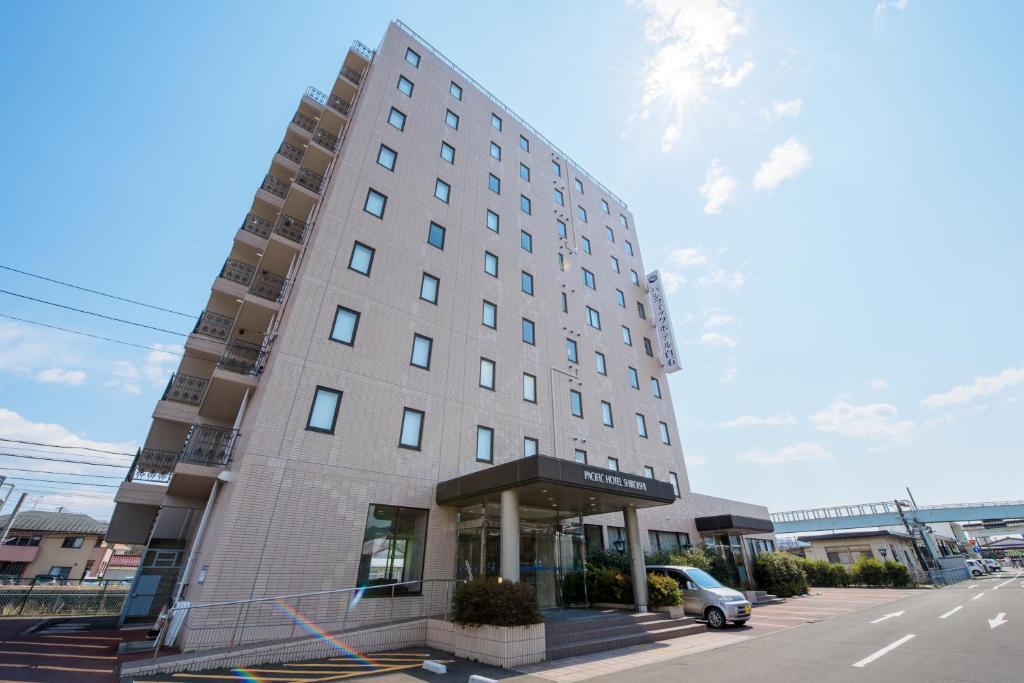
706 607 726 629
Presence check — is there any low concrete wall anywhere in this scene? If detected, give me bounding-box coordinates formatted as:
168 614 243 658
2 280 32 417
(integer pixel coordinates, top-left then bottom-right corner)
427 619 545 668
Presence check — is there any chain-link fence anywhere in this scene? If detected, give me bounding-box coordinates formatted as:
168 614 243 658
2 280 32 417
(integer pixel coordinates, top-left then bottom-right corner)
0 578 131 617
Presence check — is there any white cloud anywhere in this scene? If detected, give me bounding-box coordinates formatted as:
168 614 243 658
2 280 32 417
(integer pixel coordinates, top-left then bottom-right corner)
728 272 747 289
36 368 87 385
712 58 754 87
921 366 1024 408
754 138 812 190
667 247 709 268
768 98 803 118
704 313 736 329
697 269 726 287
0 322 84 381
685 453 707 466
808 400 915 442
696 332 737 348
875 0 909 22
660 124 681 152
699 159 738 214
737 442 832 466
660 271 686 294
720 413 798 428
720 367 739 383
869 377 888 390
107 343 182 395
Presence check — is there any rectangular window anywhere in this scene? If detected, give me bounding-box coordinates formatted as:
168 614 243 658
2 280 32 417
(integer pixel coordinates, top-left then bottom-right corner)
601 401 614 427
397 75 414 96
524 436 539 457
651 377 662 398
669 472 680 497
643 465 655 479
644 337 654 357
625 240 634 256
450 81 463 99
582 268 595 289
620 214 628 229
608 457 619 471
586 306 601 330
440 141 455 163
522 318 535 345
520 230 532 252
605 225 615 242
445 109 459 129
486 209 500 233
616 289 625 307
476 425 494 462
566 338 578 364
488 173 500 194
348 241 375 276
329 306 360 346
581 236 591 254
520 194 532 215
435 178 451 203
601 199 610 213
521 271 534 296
420 272 439 304
574 449 588 464
554 188 564 206
595 351 607 375
552 160 561 177
61 536 85 549
488 141 501 160
478 357 496 390
610 256 620 273
520 163 530 181
648 530 690 553
637 302 646 320
399 408 425 449
631 269 640 285
364 188 387 218
427 222 446 249
523 373 537 403
622 325 632 346
636 413 648 438
660 421 671 445
307 386 342 433
410 334 432 369
356 504 427 595
561 291 568 313
519 135 530 151
484 251 498 277
570 389 583 418
574 178 584 193
388 107 406 131
377 144 397 171
557 220 567 239
405 48 421 67
629 367 639 389
481 300 498 329
491 113 503 130
577 206 588 223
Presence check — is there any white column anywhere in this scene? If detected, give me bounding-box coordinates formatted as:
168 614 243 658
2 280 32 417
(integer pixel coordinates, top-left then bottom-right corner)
500 489 520 582
623 505 648 611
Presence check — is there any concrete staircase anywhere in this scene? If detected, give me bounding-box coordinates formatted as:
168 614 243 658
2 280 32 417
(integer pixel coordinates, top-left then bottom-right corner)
544 611 706 660
746 590 785 605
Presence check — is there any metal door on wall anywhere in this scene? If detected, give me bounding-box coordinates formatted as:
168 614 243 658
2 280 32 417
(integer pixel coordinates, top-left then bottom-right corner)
119 548 182 626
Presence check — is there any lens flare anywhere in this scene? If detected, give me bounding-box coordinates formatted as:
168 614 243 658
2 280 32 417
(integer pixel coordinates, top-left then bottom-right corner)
271 598 379 667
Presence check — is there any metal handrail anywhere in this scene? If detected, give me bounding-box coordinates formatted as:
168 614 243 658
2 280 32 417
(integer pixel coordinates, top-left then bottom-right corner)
772 499 1024 522
351 39 375 61
304 86 327 105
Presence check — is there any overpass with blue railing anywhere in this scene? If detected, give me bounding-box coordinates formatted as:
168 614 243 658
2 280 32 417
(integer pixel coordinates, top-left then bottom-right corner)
771 499 1024 534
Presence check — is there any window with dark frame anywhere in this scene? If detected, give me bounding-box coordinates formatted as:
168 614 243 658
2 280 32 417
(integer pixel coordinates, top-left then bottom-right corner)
306 386 342 434
410 334 433 369
329 306 360 346
419 272 439 304
399 407 425 450
348 241 375 276
476 425 495 462
364 189 387 218
376 144 397 171
479 357 495 390
388 107 406 131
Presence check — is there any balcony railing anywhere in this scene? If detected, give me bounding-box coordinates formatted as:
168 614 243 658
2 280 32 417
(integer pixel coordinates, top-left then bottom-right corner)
193 310 234 341
304 86 328 105
328 95 351 116
296 167 325 194
292 111 317 133
218 338 264 375
249 270 289 302
351 40 375 61
261 174 290 199
219 259 256 287
312 128 339 152
181 424 236 467
241 213 274 239
275 214 309 244
162 373 209 406
277 141 305 165
128 448 178 483
340 65 363 85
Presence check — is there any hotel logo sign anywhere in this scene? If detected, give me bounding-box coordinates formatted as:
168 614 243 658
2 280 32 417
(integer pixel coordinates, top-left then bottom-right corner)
584 469 649 492
645 271 681 373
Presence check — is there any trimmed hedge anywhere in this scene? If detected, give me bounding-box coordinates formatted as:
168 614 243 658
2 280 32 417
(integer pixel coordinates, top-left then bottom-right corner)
849 558 913 587
561 567 682 607
752 552 809 597
801 559 851 587
647 571 683 608
453 578 542 626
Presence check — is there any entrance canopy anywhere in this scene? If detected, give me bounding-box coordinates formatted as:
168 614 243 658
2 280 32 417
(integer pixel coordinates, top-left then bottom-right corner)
695 514 775 535
437 455 676 517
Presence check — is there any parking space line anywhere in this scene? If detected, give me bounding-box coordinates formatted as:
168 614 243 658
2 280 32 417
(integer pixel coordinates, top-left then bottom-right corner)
939 606 963 619
993 572 1023 590
852 634 916 668
972 592 985 600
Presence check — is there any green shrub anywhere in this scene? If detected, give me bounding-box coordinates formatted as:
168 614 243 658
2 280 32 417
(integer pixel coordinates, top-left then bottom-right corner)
883 561 913 587
753 552 809 597
453 578 542 626
587 566 634 604
850 558 887 586
802 559 851 587
587 547 631 572
647 572 682 608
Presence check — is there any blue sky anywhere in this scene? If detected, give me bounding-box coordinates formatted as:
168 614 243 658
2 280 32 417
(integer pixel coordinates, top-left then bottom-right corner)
1 1 1021 520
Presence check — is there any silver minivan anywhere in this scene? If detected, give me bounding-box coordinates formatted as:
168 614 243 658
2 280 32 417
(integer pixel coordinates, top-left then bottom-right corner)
647 564 752 628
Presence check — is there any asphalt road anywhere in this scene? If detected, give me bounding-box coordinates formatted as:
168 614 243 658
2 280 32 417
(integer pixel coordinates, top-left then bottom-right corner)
588 571 1024 683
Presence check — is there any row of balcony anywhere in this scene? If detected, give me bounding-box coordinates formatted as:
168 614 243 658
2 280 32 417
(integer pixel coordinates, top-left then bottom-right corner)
241 212 309 245
306 87 354 118
127 424 238 483
219 259 289 303
290 112 340 153
261 167 326 200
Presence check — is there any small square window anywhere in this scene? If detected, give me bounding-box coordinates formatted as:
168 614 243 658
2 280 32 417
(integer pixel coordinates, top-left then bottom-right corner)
616 289 625 307
520 163 530 181
405 48 421 67
348 241 375 276
610 255 620 273
554 188 564 206
601 400 614 427
479 357 495 390
521 271 534 296
574 178 584 193
519 135 530 151
427 222 446 250
307 386 342 433
601 199 610 214
575 448 587 464
450 81 463 99
524 436 539 457
630 270 640 285
636 413 648 438
364 188 387 218
520 194 532 215
608 456 619 471
643 465 654 478
522 318 535 345
491 113 503 130
628 367 639 389
410 333 432 369
570 389 583 418
595 351 607 375
520 230 532 252
577 206 588 223
523 373 537 403
397 75 414 96
551 161 561 177
557 220 567 238
486 209 500 233
476 425 494 462
445 109 459 130
651 377 662 398
435 178 451 203
440 141 455 163
488 173 500 194
329 306 360 346
490 142 501 160
644 337 654 357
376 144 397 171
388 107 406 131
622 325 632 346
482 300 497 329
586 306 601 330
484 251 498 277
420 272 440 304
581 236 591 254
566 338 578 364
582 268 595 290
399 407 424 449
625 240 634 256
660 422 671 445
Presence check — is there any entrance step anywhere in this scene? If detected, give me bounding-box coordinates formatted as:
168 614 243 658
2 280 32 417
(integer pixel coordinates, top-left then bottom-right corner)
544 611 706 660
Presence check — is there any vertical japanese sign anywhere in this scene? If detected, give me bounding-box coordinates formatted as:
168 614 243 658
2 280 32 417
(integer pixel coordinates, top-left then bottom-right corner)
645 271 681 373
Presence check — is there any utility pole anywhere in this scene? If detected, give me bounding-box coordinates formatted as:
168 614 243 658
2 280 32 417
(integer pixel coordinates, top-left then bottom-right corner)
0 493 27 546
895 498 931 570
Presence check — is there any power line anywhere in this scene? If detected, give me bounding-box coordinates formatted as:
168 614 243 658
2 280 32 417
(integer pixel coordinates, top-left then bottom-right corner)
0 466 124 480
0 289 190 337
0 445 135 463
0 312 187 357
0 438 136 457
3 476 118 489
0 264 194 318
0 453 128 469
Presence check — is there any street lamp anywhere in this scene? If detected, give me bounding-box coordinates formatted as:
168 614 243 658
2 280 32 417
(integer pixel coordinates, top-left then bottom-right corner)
613 539 626 553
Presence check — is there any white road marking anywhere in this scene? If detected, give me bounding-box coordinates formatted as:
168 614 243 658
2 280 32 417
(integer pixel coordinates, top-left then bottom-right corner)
993 572 1023 590
988 612 1008 629
853 634 916 668
870 610 906 624
972 592 985 600
969 584 979 589
939 606 963 619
